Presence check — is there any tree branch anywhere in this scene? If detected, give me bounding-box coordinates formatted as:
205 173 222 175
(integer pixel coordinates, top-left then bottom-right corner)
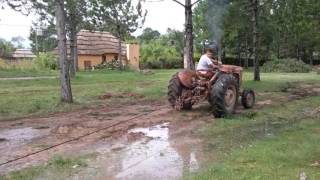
191 0 202 7
171 0 185 7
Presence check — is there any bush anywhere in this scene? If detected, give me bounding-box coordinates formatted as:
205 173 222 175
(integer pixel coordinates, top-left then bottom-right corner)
93 60 123 70
261 58 312 73
141 58 183 69
35 52 58 70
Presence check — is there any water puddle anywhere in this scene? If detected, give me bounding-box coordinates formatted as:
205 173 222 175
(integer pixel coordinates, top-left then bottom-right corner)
0 127 49 163
81 123 203 180
0 127 45 142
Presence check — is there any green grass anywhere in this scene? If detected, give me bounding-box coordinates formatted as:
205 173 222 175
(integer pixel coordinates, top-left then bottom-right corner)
0 70 319 121
0 69 58 78
190 96 320 179
191 120 320 179
0 69 177 120
0 59 58 78
0 154 95 180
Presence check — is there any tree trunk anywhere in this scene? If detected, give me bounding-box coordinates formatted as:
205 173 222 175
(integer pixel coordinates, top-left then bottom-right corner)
116 24 123 71
251 0 260 81
118 33 123 71
184 0 195 70
56 0 73 103
244 36 249 68
309 49 314 66
237 41 241 66
69 27 77 77
277 32 281 59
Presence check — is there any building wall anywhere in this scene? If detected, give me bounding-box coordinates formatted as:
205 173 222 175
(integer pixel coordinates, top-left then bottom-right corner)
78 55 102 70
77 44 139 70
126 44 140 70
78 53 126 70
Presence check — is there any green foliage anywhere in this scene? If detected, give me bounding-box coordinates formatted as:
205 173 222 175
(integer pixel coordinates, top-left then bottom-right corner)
140 28 184 69
261 59 312 73
0 38 16 58
138 27 161 43
29 22 57 54
34 53 58 70
93 60 120 70
140 42 183 69
142 58 182 69
192 0 320 63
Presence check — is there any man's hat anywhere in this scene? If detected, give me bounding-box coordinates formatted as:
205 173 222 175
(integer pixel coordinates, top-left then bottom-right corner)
206 43 218 53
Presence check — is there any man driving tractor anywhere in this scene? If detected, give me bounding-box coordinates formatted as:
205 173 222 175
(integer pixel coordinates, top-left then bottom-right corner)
196 46 222 78
168 44 255 116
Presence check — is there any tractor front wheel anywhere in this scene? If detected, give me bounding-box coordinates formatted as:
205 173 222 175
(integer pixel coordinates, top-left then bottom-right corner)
209 74 239 117
241 89 255 109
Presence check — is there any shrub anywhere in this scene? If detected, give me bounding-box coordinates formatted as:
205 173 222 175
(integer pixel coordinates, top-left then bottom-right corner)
35 52 58 70
93 61 118 70
141 58 183 69
261 58 312 73
93 60 133 71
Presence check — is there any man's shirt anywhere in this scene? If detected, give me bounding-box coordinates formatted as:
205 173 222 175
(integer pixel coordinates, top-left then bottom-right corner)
197 54 213 70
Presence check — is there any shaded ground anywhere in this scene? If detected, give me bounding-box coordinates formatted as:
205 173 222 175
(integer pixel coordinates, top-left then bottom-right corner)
1 82 320 179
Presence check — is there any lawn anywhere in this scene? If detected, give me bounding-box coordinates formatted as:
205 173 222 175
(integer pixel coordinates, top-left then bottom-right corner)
1 69 319 121
190 96 320 180
0 69 176 120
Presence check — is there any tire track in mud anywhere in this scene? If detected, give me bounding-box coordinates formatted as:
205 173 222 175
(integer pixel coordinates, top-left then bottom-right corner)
0 105 170 169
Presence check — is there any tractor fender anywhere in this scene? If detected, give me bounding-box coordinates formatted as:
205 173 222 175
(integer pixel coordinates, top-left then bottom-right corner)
219 65 243 87
219 65 243 74
177 70 197 88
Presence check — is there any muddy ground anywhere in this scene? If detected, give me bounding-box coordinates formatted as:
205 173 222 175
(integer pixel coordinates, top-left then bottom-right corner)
1 83 320 179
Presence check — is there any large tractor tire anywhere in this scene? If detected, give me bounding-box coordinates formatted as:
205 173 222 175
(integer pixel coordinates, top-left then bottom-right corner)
168 74 192 110
209 74 239 117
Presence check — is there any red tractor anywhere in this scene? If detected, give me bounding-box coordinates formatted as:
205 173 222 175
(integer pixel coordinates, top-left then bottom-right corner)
168 65 255 117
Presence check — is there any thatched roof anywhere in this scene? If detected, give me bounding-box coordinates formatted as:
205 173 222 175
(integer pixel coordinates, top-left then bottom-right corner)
76 30 126 55
54 30 126 56
12 49 36 59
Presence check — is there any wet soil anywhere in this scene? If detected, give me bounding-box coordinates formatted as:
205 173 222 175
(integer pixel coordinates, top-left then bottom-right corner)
0 82 320 178
98 93 145 100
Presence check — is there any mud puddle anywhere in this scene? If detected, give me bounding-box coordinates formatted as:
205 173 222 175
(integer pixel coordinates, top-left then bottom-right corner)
0 127 50 164
74 121 206 180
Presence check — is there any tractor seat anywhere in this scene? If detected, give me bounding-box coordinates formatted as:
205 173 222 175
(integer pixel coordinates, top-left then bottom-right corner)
196 70 215 79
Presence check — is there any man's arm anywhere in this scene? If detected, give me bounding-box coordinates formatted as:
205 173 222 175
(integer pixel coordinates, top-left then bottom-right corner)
209 58 221 69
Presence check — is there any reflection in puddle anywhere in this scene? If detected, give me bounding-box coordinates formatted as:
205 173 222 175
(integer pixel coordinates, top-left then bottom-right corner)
128 122 169 139
89 123 201 180
0 127 50 164
0 127 44 142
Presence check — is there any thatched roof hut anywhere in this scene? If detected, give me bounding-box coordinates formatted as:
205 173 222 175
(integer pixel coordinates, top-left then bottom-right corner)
70 30 126 55
12 49 36 59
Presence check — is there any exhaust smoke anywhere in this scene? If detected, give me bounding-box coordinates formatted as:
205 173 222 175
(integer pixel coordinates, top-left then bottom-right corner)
205 0 230 60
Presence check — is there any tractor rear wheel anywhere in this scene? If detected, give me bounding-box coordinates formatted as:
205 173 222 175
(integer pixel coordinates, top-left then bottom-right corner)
168 74 192 110
209 74 239 117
